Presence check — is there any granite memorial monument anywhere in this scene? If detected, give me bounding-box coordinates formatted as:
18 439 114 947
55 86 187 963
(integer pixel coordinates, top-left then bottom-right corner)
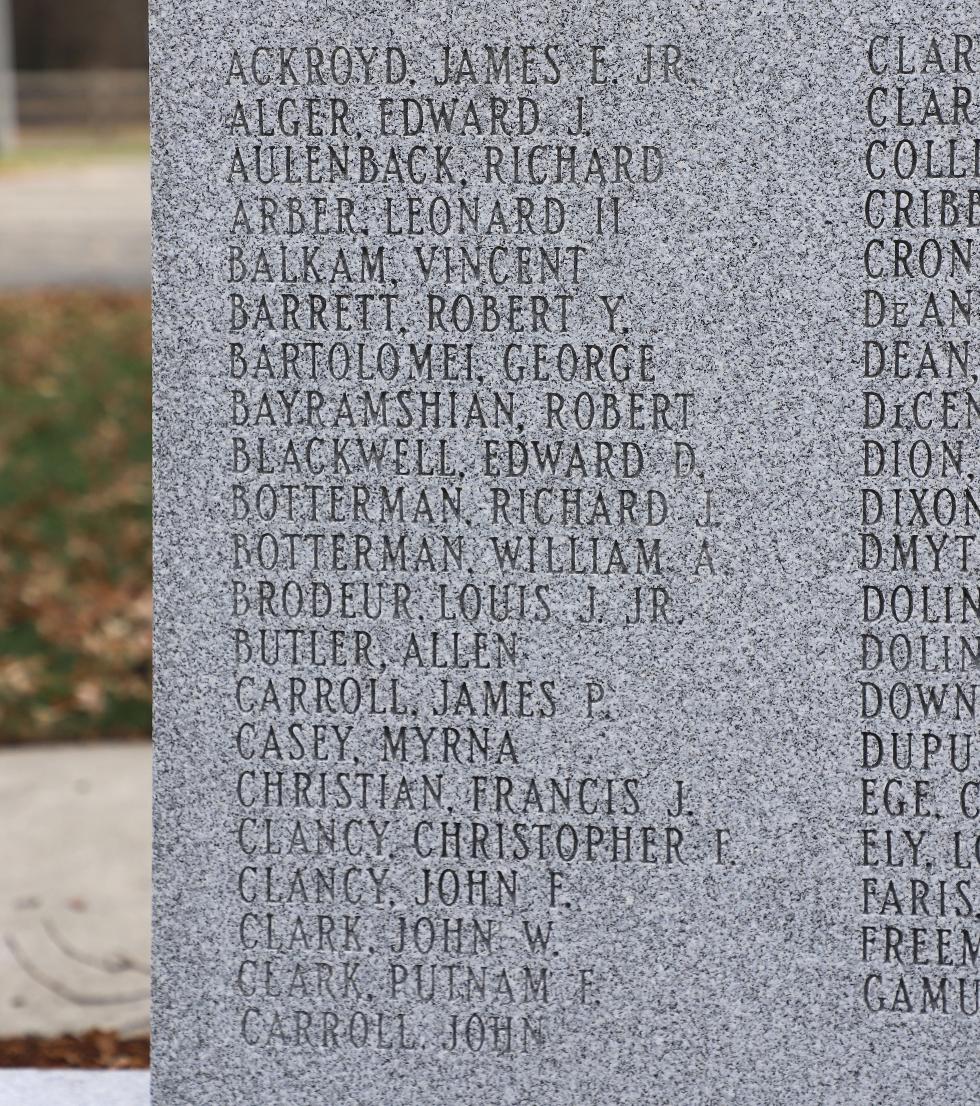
151 1 980 1101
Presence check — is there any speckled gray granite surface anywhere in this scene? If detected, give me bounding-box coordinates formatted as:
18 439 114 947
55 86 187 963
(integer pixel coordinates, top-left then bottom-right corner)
152 1 980 1102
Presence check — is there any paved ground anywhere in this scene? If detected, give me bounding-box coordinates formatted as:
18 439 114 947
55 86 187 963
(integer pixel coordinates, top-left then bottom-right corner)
0 1070 148 1106
0 158 150 289
0 744 150 1038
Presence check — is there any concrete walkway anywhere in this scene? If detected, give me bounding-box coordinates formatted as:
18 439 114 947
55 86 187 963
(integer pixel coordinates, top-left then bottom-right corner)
0 158 150 289
0 743 150 1038
0 1070 148 1106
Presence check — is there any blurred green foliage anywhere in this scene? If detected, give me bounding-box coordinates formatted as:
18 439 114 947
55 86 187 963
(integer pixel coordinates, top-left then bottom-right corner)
0 292 151 741
0 129 150 174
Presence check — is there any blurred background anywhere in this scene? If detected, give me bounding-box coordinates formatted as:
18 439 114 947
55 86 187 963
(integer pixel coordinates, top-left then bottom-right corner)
0 0 151 1073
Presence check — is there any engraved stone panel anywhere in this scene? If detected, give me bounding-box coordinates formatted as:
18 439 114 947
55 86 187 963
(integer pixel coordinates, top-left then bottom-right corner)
151 3 980 1102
